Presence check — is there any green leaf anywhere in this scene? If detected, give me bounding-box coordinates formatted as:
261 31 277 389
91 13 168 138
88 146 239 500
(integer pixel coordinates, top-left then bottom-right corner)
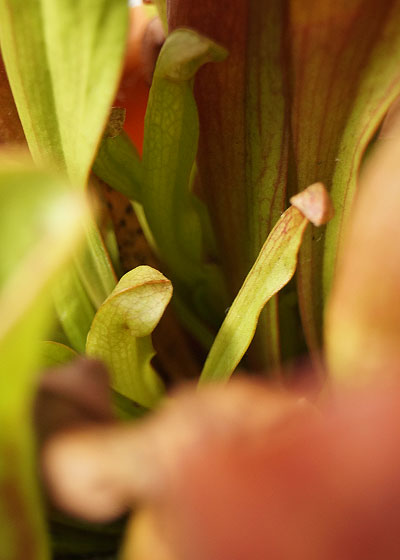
50 217 117 355
199 183 332 384
52 266 95 353
199 208 307 384
0 0 124 344
167 3 289 368
0 2 64 172
142 28 228 327
0 155 87 560
0 0 128 186
172 292 215 350
111 389 149 421
93 129 144 203
168 2 400 364
287 1 400 352
86 266 172 408
0 314 50 560
74 220 117 309
39 341 78 369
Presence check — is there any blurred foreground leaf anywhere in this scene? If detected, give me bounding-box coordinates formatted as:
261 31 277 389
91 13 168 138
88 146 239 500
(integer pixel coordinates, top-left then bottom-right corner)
0 155 87 560
0 0 127 343
326 127 400 382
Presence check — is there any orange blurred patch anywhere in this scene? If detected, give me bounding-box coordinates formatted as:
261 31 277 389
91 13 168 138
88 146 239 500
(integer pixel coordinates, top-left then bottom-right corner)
115 7 164 154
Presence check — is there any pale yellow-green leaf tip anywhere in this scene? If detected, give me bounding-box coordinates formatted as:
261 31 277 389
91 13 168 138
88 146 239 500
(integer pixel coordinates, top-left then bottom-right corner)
156 28 228 82
290 182 334 226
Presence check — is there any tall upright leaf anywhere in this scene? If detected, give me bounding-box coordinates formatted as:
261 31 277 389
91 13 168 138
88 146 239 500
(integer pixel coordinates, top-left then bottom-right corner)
167 1 289 368
142 29 228 328
168 0 400 362
0 155 87 560
288 0 400 351
0 0 128 314
0 0 128 186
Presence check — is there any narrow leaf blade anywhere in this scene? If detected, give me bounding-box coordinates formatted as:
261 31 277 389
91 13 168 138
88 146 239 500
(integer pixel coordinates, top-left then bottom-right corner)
199 208 307 384
0 0 129 186
200 183 332 384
